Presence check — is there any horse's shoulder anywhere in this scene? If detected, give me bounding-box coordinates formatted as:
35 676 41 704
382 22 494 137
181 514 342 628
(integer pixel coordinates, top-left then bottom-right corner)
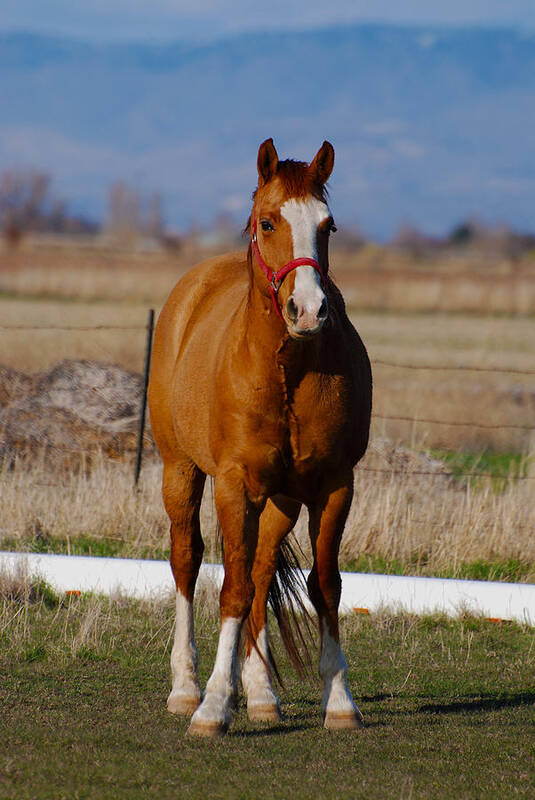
187 249 248 284
161 250 248 310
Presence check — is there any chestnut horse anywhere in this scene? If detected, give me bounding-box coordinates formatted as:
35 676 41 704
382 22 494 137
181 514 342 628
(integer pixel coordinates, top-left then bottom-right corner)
148 139 372 737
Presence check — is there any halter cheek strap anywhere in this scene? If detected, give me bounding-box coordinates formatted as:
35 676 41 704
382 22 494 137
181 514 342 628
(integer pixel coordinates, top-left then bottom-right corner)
251 218 327 321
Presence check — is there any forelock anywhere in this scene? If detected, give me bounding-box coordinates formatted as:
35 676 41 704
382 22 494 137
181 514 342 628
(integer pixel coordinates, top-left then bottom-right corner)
244 158 329 235
276 159 328 201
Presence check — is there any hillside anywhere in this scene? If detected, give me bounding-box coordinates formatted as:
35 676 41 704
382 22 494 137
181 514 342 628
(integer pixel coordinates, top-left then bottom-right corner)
1 25 534 236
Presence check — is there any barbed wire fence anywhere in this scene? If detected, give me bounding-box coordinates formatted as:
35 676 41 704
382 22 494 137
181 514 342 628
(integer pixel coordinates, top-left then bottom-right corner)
1 316 534 484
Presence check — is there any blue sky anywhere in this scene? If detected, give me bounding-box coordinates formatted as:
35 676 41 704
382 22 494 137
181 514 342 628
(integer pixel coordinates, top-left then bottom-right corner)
2 0 535 42
2 3 534 235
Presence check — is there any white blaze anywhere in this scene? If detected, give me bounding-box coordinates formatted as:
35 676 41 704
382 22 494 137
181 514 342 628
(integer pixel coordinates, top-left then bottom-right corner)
280 197 329 315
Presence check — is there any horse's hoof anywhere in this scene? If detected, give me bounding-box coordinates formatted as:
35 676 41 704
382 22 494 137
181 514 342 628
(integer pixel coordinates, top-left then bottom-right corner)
324 708 364 730
167 692 201 716
186 718 228 738
247 703 281 723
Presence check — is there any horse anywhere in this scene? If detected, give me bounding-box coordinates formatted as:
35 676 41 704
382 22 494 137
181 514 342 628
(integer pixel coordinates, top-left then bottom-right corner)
148 138 372 737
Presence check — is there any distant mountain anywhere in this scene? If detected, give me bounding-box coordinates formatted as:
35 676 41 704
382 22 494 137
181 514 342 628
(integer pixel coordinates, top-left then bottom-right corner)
1 25 534 238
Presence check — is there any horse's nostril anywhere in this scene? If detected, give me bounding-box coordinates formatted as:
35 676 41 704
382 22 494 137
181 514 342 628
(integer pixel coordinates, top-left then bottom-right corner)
318 297 328 320
286 297 298 322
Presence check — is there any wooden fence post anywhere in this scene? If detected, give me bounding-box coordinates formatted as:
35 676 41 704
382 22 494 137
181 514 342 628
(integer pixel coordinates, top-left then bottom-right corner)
529 431 535 480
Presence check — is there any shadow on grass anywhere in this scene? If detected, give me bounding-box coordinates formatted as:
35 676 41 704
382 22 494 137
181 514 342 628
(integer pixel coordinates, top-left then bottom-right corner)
231 719 392 736
416 691 535 715
359 693 393 702
231 722 311 738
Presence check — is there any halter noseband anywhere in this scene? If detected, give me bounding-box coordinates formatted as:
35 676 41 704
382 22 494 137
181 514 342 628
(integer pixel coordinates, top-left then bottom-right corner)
251 218 327 321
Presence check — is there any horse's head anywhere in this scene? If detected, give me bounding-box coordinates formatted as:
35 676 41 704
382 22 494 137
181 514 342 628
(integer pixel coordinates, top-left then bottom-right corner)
249 138 336 339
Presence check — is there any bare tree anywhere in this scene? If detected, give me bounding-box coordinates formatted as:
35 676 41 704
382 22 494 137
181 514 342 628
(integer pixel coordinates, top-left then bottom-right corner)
0 169 52 243
107 182 164 240
0 169 97 243
145 191 164 238
107 181 140 237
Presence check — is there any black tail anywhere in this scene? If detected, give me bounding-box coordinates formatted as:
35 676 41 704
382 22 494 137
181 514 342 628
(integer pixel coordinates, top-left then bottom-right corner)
266 538 316 681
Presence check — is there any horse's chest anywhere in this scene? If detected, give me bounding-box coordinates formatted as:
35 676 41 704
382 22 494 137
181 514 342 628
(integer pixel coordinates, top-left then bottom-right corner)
285 376 352 470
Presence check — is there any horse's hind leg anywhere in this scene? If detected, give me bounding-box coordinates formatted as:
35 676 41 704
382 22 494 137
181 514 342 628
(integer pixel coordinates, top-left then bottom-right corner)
307 470 363 730
242 495 301 722
162 458 206 715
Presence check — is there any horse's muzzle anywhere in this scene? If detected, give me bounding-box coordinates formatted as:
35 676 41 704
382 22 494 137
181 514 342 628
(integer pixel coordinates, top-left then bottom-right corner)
285 295 328 338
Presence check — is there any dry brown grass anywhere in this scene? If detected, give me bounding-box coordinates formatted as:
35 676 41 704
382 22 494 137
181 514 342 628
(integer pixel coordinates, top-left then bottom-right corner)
0 558 220 664
335 266 535 315
358 311 535 451
2 238 535 313
0 455 218 562
1 298 532 451
0 240 533 577
0 238 195 304
0 299 150 373
346 458 535 570
332 243 535 314
1 448 533 579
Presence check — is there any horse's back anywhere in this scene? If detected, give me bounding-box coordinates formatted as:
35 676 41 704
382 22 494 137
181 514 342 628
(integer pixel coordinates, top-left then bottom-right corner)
149 251 249 469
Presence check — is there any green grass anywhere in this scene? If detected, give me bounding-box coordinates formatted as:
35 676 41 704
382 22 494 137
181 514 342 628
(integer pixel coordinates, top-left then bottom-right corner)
342 554 535 583
431 449 531 491
1 582 535 799
2 532 170 561
4 534 535 584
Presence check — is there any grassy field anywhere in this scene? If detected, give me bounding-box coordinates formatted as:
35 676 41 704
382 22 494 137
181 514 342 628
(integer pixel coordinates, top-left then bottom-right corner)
1 239 534 452
0 240 534 579
1 454 534 583
1 295 533 452
1 577 534 800
2 237 535 313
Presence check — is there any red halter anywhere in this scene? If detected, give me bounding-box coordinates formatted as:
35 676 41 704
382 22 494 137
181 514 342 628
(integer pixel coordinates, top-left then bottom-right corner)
251 218 327 321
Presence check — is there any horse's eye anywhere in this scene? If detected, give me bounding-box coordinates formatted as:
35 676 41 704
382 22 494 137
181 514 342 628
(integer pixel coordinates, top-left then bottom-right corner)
261 220 274 232
329 221 337 233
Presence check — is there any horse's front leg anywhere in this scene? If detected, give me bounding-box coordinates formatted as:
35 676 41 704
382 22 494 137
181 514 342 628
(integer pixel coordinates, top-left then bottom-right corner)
307 470 363 730
242 495 301 722
187 463 262 738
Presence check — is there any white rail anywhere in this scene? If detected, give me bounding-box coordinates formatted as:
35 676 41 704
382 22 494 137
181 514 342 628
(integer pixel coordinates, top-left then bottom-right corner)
2 551 534 625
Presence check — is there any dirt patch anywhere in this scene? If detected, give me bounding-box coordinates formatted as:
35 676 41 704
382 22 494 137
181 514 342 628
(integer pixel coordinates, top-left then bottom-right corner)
0 359 154 470
0 359 456 478
363 437 454 482
0 366 33 408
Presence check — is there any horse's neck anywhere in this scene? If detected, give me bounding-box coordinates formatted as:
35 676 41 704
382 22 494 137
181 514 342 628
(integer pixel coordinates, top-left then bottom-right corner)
244 279 287 351
243 280 322 384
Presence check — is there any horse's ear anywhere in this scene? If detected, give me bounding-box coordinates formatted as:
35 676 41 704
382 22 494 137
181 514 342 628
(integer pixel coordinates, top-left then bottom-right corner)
257 138 279 186
309 141 335 185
